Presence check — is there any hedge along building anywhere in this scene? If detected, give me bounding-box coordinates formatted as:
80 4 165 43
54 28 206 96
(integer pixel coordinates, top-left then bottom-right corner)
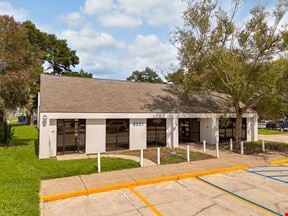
38 74 258 159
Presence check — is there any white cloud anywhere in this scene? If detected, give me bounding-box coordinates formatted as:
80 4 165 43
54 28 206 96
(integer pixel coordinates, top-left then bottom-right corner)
78 51 123 76
61 25 126 50
125 34 178 74
0 1 28 21
60 12 82 26
77 0 185 28
59 1 182 77
99 13 142 28
62 28 178 78
116 0 185 26
82 0 113 15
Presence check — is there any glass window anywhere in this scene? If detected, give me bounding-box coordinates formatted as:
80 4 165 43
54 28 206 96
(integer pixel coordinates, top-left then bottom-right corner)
57 119 86 155
219 118 247 143
147 119 166 147
179 118 200 143
106 119 129 151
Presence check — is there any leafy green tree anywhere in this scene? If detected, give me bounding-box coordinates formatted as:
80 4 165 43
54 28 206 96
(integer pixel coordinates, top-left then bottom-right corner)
22 21 80 123
64 69 93 78
0 16 42 131
23 21 79 74
127 67 164 83
173 0 288 145
255 59 288 119
0 16 40 109
166 69 185 85
0 16 38 73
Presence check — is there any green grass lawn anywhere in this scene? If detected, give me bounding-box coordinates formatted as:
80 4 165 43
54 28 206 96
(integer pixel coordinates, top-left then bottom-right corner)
0 125 139 215
258 128 288 135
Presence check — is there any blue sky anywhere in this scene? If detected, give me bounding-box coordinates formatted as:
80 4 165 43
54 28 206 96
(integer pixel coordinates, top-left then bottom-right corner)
0 0 278 79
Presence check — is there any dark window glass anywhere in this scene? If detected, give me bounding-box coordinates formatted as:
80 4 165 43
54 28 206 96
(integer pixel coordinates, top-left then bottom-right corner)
106 119 129 151
219 118 247 143
179 118 200 143
57 119 86 155
147 119 166 147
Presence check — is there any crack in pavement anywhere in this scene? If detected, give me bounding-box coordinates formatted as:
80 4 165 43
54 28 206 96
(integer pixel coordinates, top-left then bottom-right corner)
192 203 217 216
120 190 144 216
78 175 88 191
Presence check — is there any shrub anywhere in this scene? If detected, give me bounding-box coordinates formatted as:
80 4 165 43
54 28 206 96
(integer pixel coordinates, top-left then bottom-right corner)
3 121 14 144
221 141 288 154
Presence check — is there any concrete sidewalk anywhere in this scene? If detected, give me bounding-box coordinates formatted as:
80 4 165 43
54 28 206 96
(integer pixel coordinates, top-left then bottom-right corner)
259 134 288 143
40 149 286 198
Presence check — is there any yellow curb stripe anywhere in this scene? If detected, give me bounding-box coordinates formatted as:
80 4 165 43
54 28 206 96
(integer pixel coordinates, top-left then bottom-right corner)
195 178 278 216
136 175 179 186
178 165 247 180
87 182 137 195
129 187 163 216
270 158 288 165
41 165 247 202
42 189 88 202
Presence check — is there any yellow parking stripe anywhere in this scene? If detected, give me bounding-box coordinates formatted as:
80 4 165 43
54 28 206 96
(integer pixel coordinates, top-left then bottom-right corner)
129 187 163 216
41 165 247 202
270 159 288 165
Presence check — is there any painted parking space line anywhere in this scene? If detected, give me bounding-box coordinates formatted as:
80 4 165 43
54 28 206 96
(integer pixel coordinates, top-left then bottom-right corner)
41 165 247 202
246 170 288 184
247 165 288 184
129 187 163 216
268 175 288 178
195 177 282 216
250 170 288 173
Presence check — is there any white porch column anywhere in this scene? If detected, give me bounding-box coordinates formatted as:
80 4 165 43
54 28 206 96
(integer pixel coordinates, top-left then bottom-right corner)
246 118 252 142
212 115 219 144
252 115 258 142
200 115 218 144
49 119 57 157
166 118 173 148
172 116 179 148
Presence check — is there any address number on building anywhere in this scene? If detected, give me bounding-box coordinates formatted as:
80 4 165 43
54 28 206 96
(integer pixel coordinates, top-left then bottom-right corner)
133 122 144 127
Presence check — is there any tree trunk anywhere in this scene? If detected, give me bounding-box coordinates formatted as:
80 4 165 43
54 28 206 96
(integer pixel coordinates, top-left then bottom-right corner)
235 111 243 147
26 111 31 125
26 107 34 125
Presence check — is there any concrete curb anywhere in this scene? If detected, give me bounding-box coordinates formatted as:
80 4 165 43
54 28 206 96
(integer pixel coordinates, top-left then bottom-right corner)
41 165 247 202
270 158 288 165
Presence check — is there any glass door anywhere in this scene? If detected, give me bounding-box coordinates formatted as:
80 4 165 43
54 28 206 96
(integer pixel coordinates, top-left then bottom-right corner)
179 118 200 143
106 119 129 151
57 119 86 155
147 118 166 147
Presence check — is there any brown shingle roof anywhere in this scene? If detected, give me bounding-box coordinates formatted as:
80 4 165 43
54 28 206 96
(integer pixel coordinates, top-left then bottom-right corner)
40 74 242 113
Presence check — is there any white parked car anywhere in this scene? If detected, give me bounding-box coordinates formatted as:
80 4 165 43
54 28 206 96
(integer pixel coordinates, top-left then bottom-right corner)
258 120 271 129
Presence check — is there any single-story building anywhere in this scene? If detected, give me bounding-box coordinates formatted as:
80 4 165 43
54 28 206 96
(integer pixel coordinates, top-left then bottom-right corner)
38 74 258 159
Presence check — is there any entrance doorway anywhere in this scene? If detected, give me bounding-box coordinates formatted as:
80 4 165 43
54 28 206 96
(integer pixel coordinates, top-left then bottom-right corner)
106 119 129 151
179 118 200 143
147 118 166 147
57 119 86 155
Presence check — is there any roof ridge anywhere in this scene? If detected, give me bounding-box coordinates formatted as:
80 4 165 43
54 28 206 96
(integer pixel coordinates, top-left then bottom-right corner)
41 73 169 86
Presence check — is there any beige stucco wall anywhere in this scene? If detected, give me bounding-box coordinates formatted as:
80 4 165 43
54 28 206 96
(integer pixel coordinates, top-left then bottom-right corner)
86 119 106 154
129 119 147 150
38 112 258 159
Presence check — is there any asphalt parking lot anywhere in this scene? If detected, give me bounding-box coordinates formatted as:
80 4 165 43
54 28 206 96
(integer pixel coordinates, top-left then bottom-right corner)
42 164 288 216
